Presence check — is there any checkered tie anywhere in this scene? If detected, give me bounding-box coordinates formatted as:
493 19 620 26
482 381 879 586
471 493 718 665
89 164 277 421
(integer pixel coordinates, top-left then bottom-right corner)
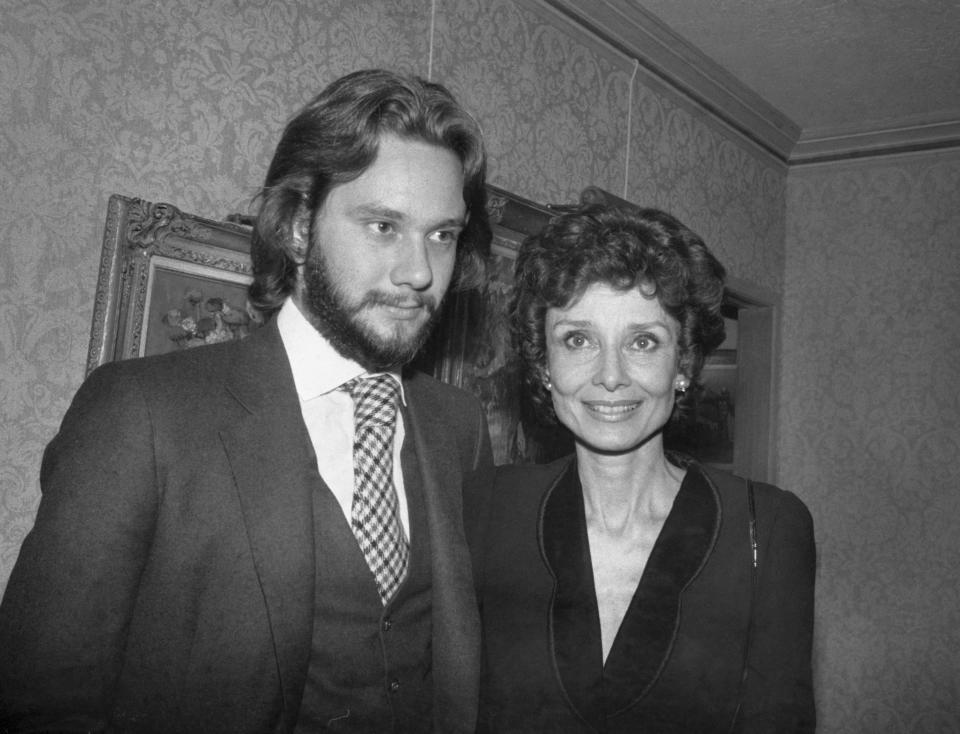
345 375 409 605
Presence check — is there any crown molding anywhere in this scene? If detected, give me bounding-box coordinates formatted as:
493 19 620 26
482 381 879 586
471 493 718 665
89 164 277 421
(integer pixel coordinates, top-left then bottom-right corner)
541 0 801 162
541 0 960 165
789 119 960 165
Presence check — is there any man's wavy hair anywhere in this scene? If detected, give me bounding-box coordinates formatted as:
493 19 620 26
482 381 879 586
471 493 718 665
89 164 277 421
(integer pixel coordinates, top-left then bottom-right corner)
510 204 727 424
248 69 490 316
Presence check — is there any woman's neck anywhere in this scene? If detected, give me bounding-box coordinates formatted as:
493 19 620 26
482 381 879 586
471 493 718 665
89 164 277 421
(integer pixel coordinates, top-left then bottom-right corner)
575 441 684 533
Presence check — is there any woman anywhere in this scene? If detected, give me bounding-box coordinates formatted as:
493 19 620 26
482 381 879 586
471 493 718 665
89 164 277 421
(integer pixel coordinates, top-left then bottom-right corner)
466 205 815 733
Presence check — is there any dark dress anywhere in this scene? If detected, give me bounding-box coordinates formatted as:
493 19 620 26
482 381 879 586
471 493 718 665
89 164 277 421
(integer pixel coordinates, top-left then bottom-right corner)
465 455 815 733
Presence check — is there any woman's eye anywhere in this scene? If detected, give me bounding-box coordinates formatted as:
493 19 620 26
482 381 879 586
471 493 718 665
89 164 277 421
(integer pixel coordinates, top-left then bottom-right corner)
632 334 659 350
563 333 590 349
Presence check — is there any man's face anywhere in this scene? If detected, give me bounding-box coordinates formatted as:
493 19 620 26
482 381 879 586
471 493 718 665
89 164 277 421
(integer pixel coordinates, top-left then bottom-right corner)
294 134 467 371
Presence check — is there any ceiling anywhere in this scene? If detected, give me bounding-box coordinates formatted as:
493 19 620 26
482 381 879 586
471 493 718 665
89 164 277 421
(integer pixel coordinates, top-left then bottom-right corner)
633 0 960 136
551 0 960 162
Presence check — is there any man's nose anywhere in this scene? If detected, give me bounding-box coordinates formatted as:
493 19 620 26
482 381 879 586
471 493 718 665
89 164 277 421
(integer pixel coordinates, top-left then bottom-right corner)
391 238 433 290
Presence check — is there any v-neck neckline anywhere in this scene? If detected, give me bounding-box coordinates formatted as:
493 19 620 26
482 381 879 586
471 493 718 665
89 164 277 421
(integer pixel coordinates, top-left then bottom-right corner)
540 460 721 725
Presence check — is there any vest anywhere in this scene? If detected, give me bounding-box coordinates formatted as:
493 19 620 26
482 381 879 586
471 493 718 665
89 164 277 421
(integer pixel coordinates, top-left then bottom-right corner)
295 412 433 733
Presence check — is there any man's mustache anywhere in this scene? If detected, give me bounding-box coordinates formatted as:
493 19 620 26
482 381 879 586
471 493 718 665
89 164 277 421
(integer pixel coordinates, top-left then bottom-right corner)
359 291 437 313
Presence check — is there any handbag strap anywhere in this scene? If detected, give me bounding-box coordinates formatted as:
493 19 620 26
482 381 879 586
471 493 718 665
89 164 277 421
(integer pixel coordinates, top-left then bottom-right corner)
728 478 759 733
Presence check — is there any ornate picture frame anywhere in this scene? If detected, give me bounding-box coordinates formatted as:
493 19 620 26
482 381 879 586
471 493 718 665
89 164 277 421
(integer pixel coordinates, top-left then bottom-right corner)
86 196 261 376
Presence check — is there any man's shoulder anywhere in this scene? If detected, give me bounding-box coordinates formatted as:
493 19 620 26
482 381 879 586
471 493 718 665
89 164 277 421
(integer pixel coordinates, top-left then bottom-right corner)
402 369 482 410
401 369 492 466
86 338 244 388
90 321 278 383
77 327 280 416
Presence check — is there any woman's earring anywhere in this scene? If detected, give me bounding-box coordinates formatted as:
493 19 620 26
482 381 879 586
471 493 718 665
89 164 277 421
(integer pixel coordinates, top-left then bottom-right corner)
675 377 689 393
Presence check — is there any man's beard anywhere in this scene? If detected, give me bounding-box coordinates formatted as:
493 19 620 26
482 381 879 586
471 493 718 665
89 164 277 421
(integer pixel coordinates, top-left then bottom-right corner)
301 251 444 372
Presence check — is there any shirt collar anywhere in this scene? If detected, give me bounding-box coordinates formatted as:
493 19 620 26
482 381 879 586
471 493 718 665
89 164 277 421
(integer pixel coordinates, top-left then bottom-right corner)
276 299 406 404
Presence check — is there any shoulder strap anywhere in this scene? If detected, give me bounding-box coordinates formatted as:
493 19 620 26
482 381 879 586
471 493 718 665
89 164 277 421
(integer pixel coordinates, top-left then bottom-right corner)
729 478 759 733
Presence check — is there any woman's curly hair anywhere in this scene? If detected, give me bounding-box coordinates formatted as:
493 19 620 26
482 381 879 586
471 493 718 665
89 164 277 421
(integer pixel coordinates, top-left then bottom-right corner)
510 204 727 424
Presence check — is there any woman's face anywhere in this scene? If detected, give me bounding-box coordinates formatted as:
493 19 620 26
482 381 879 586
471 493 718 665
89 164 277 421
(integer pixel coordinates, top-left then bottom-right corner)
544 282 686 455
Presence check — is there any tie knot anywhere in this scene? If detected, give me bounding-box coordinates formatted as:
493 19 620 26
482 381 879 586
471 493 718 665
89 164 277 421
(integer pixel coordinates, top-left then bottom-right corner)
344 375 399 428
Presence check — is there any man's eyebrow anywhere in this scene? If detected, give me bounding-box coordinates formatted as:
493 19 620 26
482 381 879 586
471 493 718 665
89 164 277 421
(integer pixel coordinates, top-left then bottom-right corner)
350 203 406 220
350 203 466 230
433 216 467 230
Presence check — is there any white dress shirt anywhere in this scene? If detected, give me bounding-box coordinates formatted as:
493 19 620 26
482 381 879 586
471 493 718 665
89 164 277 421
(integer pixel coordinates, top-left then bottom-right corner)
276 299 410 538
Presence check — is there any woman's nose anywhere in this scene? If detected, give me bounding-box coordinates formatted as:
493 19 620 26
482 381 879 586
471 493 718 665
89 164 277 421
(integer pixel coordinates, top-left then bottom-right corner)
593 346 630 391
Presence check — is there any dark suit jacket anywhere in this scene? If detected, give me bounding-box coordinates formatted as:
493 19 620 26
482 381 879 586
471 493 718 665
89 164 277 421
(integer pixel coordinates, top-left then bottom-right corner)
465 455 815 733
0 320 492 733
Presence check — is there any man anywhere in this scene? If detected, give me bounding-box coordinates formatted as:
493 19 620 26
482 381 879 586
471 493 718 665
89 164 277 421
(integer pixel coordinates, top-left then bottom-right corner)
0 69 493 733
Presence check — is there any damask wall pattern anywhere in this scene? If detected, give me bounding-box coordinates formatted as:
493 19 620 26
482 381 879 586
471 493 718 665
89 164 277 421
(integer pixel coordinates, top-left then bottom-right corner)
782 151 960 732
435 0 634 206
625 75 786 292
435 0 787 294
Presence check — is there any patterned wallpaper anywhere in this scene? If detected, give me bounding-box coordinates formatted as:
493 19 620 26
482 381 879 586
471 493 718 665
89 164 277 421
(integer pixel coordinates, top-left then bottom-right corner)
434 0 786 291
783 151 960 731
8 0 948 731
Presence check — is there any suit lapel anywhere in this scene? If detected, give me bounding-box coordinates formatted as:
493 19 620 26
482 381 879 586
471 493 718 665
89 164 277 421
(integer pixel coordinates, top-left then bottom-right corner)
403 375 480 733
218 321 316 731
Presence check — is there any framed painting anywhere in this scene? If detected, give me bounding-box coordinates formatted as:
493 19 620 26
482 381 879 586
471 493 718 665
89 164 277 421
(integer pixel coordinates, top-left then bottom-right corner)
86 195 262 375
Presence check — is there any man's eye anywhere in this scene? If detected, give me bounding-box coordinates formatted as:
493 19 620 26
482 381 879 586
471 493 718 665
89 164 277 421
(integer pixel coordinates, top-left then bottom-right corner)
370 221 395 235
430 229 459 246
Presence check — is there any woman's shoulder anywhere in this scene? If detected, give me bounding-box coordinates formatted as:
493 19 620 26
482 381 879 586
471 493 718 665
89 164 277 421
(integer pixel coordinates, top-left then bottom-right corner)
696 462 814 538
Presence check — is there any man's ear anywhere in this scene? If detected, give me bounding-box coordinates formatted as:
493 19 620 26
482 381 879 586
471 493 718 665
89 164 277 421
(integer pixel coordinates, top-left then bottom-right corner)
287 211 311 266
